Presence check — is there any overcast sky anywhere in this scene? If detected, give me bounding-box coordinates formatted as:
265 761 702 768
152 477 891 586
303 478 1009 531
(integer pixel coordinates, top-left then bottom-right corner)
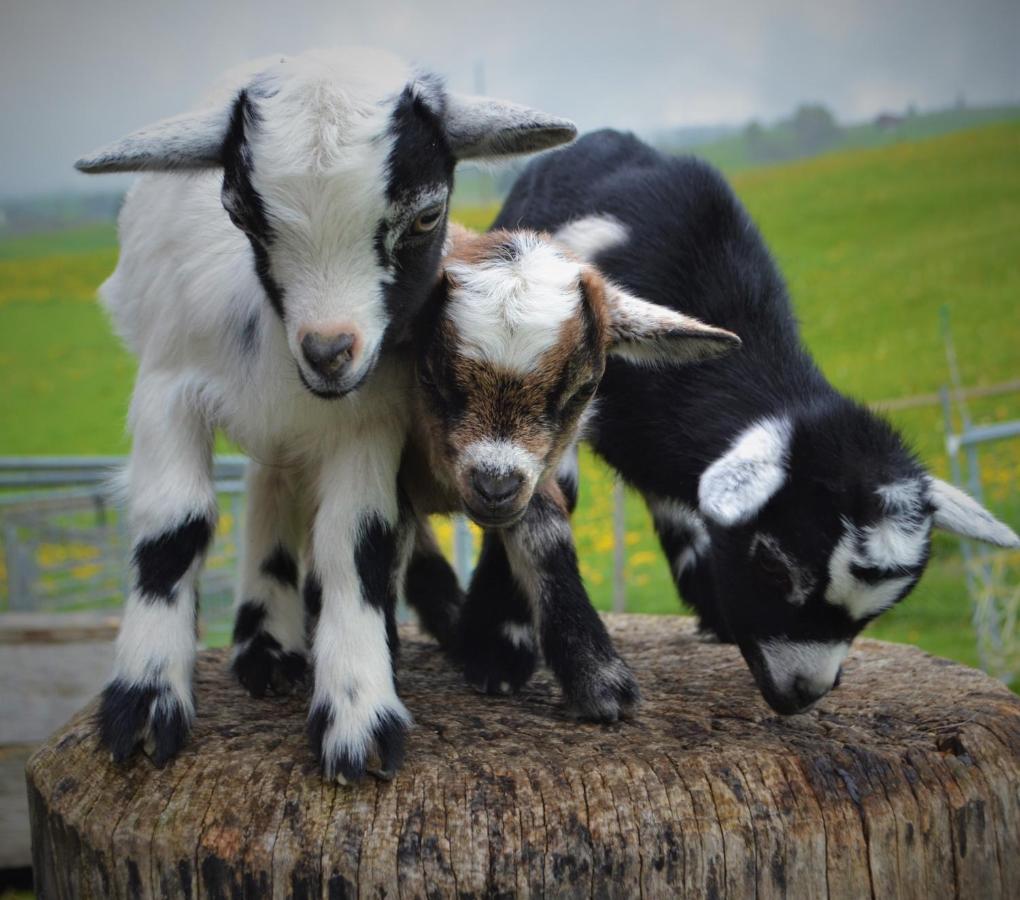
2 0 1017 196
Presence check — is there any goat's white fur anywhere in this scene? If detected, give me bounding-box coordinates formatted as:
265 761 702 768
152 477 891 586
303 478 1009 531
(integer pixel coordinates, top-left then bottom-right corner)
698 416 793 526
554 214 630 260
461 438 544 498
310 424 412 774
825 518 925 621
929 476 1020 547
647 495 711 577
759 638 850 699
446 235 582 374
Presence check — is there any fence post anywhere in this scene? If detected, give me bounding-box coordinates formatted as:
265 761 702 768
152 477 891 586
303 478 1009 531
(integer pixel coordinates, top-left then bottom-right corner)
452 516 474 589
612 480 627 613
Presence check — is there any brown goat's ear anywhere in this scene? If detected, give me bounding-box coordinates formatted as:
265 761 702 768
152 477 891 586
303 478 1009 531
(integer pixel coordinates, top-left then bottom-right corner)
601 278 741 366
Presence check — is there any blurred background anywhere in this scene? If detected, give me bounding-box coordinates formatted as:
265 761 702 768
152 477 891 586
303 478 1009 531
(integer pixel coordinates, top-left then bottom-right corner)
1 0 1018 886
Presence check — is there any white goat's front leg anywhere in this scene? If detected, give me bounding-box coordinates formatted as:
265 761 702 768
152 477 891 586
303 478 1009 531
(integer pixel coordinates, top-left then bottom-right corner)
306 426 411 784
231 460 308 696
99 376 217 766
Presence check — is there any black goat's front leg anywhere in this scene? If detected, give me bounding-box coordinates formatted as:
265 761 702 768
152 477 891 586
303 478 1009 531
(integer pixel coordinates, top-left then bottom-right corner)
502 486 639 721
403 517 465 656
458 530 539 694
646 493 732 642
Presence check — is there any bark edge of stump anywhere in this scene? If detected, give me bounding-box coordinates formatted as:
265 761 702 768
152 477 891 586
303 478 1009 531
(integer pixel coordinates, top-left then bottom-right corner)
27 613 1020 899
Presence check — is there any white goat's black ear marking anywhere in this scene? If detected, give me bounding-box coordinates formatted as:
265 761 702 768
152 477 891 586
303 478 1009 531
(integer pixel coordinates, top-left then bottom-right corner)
699 417 793 526
603 281 741 366
75 104 232 173
443 93 577 160
928 477 1020 547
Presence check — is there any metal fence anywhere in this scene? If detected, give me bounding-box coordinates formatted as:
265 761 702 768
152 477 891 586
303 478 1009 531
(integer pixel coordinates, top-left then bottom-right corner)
1 456 631 625
0 456 248 645
939 310 1020 684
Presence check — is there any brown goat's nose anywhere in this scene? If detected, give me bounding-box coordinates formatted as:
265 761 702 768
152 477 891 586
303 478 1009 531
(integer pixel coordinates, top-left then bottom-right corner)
471 470 524 506
301 332 355 378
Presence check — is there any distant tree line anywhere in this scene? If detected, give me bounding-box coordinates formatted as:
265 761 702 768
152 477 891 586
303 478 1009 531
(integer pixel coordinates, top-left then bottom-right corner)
742 104 842 164
0 191 123 234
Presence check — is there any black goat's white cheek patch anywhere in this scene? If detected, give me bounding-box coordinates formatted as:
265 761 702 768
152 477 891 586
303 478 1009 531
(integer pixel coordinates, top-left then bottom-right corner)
825 526 917 621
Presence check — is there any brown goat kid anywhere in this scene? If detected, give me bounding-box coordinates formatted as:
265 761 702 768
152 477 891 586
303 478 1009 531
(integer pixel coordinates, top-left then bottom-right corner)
400 224 740 719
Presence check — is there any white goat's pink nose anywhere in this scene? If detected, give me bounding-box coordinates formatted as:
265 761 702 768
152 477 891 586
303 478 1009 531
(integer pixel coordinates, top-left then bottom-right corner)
299 328 360 377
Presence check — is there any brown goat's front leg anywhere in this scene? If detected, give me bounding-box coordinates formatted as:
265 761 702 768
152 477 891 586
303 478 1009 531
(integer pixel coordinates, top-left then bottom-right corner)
501 484 640 721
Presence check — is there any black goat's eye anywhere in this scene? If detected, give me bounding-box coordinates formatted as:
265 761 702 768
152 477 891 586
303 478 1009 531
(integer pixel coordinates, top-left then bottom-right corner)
411 204 444 235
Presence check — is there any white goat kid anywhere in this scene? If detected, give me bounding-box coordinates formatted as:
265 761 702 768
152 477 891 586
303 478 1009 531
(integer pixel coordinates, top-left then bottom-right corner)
76 48 576 782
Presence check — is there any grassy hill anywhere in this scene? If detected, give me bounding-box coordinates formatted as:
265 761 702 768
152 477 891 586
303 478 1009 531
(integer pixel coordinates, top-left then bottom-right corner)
1 122 1018 671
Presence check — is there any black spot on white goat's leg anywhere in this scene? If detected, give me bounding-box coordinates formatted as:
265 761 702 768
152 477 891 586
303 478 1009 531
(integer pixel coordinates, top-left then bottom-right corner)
505 492 640 722
307 441 410 784
458 530 538 695
647 494 731 642
404 517 464 656
99 401 217 766
231 462 308 698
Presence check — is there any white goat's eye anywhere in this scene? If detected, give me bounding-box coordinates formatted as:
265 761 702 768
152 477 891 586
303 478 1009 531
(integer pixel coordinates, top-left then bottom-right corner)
411 204 444 235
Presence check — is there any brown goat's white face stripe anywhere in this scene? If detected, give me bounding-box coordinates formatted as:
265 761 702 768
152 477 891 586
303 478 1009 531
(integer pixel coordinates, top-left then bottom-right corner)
444 233 584 375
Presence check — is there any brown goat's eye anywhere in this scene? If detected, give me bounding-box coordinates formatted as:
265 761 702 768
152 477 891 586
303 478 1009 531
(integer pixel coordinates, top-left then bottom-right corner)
411 204 444 235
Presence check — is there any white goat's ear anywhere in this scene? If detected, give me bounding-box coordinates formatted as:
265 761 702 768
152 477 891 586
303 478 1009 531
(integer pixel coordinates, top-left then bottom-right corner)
75 105 233 174
602 279 741 366
443 94 577 160
928 477 1020 547
698 417 793 526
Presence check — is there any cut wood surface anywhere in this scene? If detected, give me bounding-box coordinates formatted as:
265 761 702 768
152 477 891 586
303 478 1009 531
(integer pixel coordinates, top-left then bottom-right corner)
27 614 1020 899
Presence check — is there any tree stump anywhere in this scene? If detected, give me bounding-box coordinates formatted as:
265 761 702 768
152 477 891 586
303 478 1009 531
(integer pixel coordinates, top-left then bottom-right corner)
27 615 1020 899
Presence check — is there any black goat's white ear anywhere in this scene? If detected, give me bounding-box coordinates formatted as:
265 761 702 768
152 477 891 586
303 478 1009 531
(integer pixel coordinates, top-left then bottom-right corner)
698 417 793 526
75 105 233 174
928 477 1020 547
602 280 741 366
443 93 577 160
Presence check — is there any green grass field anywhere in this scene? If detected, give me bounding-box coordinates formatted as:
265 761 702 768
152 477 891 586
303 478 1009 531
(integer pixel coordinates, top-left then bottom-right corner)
1 122 1018 673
